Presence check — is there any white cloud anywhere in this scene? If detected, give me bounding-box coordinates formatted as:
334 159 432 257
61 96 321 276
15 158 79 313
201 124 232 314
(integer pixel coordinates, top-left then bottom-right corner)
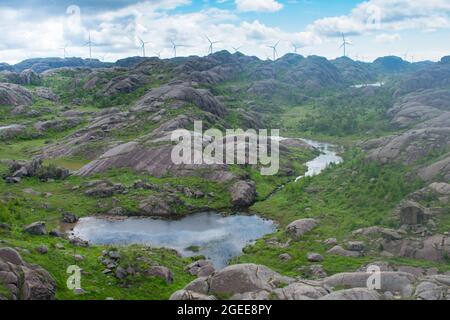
308 0 450 36
375 33 401 43
0 1 318 64
235 0 283 13
0 0 449 64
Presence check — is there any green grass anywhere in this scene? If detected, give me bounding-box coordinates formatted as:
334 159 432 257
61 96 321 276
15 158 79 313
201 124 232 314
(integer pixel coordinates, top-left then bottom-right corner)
0 139 48 160
234 232 373 277
0 231 195 300
0 281 11 299
251 150 423 230
44 157 91 171
230 149 450 277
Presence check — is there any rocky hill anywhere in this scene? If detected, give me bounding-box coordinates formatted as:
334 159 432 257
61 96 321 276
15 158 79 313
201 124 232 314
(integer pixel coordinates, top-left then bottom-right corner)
0 52 449 300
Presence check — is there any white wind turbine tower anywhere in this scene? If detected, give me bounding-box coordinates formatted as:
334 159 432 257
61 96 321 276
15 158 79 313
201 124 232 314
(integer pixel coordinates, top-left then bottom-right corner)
154 51 162 59
170 40 188 58
60 44 68 59
83 32 95 59
268 41 280 61
339 33 352 57
206 36 220 55
138 37 151 57
292 43 301 54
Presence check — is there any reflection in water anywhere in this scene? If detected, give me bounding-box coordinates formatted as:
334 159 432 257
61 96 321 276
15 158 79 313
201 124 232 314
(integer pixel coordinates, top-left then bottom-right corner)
295 139 343 181
72 212 276 268
351 82 384 88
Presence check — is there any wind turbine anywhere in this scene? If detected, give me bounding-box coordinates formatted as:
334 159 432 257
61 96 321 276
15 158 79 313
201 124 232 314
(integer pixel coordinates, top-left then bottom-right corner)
267 40 280 61
83 32 94 59
170 40 188 58
138 37 151 57
60 44 68 59
292 43 301 54
339 33 352 57
154 51 162 59
206 36 220 55
100 54 109 62
232 46 242 53
403 52 409 62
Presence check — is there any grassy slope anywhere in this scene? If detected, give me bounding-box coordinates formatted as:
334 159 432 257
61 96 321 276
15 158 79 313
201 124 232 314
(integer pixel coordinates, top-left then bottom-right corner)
2 66 449 299
235 152 450 276
1 232 195 300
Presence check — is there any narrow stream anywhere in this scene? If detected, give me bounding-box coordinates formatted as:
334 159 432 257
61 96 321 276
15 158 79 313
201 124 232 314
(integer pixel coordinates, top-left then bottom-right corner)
295 138 343 181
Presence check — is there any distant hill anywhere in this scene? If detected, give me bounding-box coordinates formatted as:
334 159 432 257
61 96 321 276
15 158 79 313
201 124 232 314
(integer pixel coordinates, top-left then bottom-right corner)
114 56 153 68
0 52 444 79
0 63 14 72
10 57 114 73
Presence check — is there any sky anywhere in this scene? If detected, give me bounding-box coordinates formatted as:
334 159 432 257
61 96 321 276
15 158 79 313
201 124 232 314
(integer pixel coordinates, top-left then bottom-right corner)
0 0 450 64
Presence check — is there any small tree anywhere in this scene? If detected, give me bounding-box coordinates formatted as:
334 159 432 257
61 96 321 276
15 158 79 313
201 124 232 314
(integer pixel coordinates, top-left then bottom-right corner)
0 202 11 223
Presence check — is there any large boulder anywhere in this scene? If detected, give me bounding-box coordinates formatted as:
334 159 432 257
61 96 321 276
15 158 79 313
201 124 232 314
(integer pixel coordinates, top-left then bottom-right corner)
208 264 293 296
4 70 42 86
419 155 450 181
102 74 148 95
0 247 25 265
387 89 450 128
6 159 69 181
272 282 328 300
133 83 227 117
366 128 450 165
323 272 416 297
35 87 57 101
0 247 56 300
286 218 318 238
428 182 450 195
186 260 215 278
320 288 381 300
34 118 83 133
169 262 450 300
229 180 257 207
169 290 216 300
327 245 361 257
414 281 446 300
352 226 402 241
0 83 33 106
76 139 234 182
172 263 294 299
0 124 26 140
23 222 47 236
382 235 450 262
145 266 173 284
138 195 181 217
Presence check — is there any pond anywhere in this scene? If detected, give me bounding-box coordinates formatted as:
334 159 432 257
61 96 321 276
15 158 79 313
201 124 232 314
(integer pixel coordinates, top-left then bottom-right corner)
72 212 276 268
71 138 343 269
